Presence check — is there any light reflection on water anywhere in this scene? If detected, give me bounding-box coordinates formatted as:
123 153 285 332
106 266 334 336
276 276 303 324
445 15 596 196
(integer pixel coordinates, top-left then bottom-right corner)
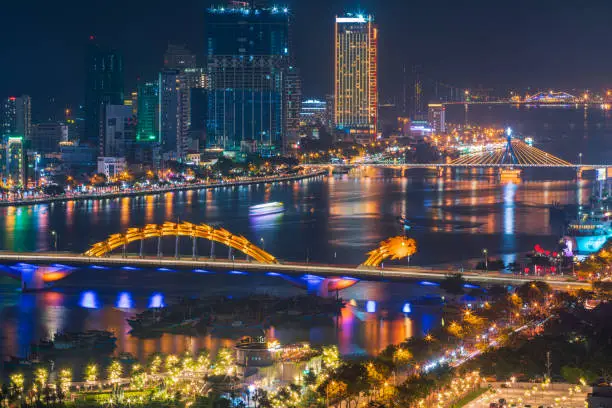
0 126 603 363
0 275 444 360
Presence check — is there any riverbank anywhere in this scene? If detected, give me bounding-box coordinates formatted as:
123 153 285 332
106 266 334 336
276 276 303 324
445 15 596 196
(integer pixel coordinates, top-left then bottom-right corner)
0 170 326 208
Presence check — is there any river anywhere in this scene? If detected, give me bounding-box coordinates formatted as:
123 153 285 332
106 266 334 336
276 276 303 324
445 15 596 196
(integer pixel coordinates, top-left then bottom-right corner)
0 105 609 364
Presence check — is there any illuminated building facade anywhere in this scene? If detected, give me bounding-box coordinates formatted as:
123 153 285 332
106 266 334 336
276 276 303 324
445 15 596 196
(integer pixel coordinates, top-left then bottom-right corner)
84 41 124 150
5 136 25 187
427 103 446 133
136 81 159 143
135 81 161 166
160 45 201 160
206 3 290 153
101 105 134 158
285 66 302 149
334 14 378 140
2 95 31 140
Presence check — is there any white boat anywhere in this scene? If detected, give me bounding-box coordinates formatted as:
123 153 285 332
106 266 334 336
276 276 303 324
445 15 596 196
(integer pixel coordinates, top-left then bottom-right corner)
249 202 285 216
564 206 612 255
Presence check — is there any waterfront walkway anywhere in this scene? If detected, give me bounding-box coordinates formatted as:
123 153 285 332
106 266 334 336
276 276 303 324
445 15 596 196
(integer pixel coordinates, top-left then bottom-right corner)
0 170 326 207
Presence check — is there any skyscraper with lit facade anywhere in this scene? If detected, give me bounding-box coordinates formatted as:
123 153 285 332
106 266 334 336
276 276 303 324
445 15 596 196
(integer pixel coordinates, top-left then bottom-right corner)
427 103 446 133
334 14 378 141
205 2 290 153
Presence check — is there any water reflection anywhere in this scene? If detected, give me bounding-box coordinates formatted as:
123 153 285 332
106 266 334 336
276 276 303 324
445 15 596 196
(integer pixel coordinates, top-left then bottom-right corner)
79 291 100 309
116 292 134 309
148 293 165 308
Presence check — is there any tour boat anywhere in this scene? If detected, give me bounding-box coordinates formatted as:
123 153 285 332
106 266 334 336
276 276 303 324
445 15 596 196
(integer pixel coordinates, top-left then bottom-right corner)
563 205 612 255
249 202 285 216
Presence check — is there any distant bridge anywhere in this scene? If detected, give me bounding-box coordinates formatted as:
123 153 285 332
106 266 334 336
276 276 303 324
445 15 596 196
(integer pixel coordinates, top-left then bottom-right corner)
304 139 611 170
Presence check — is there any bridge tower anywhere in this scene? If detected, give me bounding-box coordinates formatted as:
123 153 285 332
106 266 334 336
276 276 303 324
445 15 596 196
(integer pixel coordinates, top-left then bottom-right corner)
498 128 523 182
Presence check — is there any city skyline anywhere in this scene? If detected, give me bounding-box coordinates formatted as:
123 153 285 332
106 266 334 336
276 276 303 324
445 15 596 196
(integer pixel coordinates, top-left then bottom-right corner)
2 0 612 120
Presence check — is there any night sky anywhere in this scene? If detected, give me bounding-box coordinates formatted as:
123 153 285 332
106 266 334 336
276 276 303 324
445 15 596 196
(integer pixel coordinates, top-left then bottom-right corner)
1 0 611 120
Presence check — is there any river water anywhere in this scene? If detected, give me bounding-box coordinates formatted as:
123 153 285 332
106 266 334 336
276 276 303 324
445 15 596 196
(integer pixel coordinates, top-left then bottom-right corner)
0 105 610 364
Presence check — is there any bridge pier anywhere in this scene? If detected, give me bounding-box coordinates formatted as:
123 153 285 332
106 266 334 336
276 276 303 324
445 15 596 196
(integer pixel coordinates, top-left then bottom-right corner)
499 168 522 183
21 267 45 292
139 239 144 258
306 278 329 297
175 235 180 260
210 241 215 260
157 236 162 258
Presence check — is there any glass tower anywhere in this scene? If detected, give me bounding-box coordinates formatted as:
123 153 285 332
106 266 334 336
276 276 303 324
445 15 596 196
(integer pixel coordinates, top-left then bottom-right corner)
136 81 160 143
205 3 290 152
84 40 124 149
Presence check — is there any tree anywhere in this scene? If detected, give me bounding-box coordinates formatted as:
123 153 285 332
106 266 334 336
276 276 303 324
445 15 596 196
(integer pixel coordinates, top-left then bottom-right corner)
90 173 108 186
561 365 597 384
253 388 271 408
517 281 552 304
447 321 464 339
440 273 466 295
322 345 341 371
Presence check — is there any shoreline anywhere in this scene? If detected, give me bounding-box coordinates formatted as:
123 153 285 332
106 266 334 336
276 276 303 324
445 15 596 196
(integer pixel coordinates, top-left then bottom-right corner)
0 170 327 208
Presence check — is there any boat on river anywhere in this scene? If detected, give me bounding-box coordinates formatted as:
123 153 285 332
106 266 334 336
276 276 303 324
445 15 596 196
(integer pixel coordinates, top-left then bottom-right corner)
563 204 612 255
31 330 117 355
249 202 285 216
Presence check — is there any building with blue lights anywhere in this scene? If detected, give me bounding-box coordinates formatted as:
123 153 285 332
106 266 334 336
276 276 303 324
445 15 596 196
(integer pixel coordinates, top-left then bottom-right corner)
205 2 292 154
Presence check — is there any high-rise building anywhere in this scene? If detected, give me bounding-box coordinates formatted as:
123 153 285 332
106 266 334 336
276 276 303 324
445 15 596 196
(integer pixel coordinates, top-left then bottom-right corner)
134 81 161 167
84 40 124 149
206 3 290 153
285 66 302 149
100 105 135 158
31 122 68 154
136 81 159 143
299 99 328 140
159 45 201 161
334 13 378 141
164 44 198 70
411 65 425 120
427 103 446 133
325 94 335 131
159 69 181 158
5 136 25 187
2 96 32 140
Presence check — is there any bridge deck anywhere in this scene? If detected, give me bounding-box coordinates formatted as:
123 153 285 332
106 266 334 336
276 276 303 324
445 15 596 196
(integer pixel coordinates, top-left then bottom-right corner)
0 252 590 290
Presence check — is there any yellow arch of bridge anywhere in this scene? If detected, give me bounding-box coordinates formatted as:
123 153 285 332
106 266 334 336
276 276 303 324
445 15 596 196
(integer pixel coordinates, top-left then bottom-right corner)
83 222 279 264
362 236 417 267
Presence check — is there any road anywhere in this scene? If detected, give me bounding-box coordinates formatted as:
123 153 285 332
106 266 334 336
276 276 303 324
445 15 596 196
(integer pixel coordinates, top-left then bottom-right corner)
0 252 592 290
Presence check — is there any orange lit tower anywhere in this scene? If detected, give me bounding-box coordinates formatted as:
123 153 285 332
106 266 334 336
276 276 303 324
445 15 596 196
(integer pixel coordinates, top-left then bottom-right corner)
334 13 378 142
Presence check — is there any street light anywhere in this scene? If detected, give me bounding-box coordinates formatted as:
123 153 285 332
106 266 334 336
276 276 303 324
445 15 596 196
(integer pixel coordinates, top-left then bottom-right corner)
51 230 58 251
259 237 265 251
578 152 582 165
482 248 488 271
